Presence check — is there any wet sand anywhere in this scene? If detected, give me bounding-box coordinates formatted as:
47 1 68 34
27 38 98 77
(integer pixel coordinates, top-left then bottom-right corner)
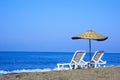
0 67 120 80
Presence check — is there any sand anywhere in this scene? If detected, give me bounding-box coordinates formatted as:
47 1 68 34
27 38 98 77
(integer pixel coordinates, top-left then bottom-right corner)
0 67 120 80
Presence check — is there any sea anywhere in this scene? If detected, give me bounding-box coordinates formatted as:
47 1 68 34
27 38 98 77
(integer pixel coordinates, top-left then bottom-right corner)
0 51 120 75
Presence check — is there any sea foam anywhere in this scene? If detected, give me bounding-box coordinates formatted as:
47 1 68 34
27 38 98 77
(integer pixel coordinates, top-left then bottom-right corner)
0 68 59 75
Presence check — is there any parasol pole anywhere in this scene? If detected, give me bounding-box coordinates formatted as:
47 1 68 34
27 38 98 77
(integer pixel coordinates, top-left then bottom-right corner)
89 39 92 66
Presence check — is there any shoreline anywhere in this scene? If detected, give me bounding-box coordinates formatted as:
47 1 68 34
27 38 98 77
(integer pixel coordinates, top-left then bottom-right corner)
0 67 120 80
0 65 120 75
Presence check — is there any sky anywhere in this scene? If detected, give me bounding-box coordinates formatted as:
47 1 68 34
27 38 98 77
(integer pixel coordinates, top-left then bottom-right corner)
0 0 120 52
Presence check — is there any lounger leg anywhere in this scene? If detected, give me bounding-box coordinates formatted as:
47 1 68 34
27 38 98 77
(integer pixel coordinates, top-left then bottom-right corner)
103 65 106 68
75 64 78 69
57 64 60 70
69 64 72 70
98 64 100 67
94 63 97 68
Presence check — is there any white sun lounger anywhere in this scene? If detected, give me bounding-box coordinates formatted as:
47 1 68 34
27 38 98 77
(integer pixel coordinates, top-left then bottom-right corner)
90 50 107 68
57 50 86 70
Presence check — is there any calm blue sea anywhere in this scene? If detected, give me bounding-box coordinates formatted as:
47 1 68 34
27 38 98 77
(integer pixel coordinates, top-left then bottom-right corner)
0 51 120 74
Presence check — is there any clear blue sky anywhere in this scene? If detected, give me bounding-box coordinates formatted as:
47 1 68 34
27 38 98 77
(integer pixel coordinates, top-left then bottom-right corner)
0 0 120 52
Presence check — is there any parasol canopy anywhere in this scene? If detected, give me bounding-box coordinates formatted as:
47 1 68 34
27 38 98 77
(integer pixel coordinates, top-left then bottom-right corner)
72 30 108 41
72 30 108 62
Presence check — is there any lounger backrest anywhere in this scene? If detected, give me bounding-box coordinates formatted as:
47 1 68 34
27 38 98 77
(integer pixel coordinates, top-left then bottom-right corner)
91 51 104 63
71 50 86 64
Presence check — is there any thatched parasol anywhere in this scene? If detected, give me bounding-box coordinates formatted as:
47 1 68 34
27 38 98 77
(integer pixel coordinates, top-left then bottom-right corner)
72 30 108 62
